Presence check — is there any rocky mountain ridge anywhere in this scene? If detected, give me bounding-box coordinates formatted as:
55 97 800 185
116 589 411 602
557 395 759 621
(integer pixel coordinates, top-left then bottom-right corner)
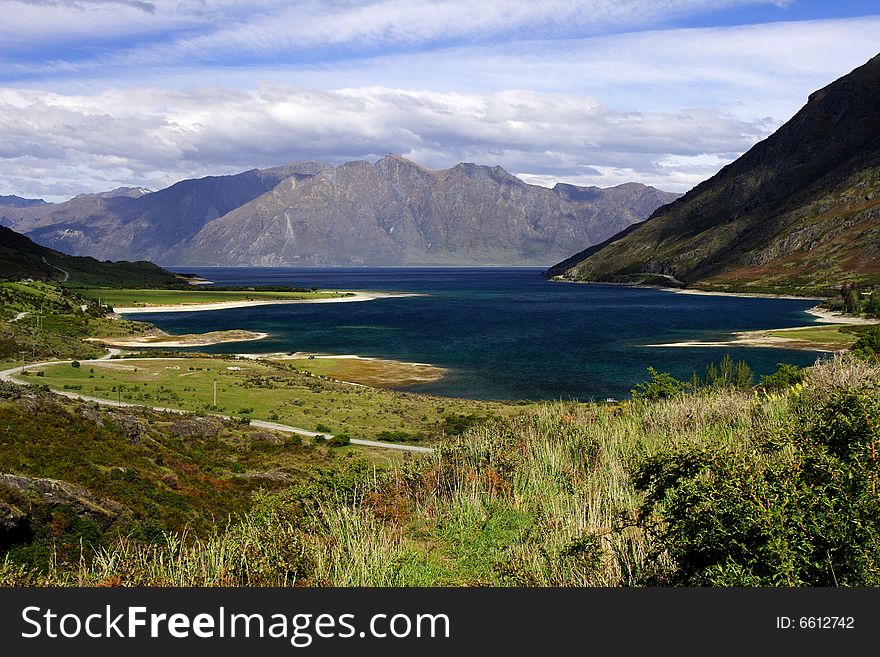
0 156 678 266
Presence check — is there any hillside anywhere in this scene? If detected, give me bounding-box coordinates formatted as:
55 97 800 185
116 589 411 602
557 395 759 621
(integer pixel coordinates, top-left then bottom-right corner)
0 226 181 287
548 53 880 294
0 157 677 266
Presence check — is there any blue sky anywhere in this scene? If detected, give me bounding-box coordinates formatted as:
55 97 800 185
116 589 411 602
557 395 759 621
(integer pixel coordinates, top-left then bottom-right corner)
1 0 879 200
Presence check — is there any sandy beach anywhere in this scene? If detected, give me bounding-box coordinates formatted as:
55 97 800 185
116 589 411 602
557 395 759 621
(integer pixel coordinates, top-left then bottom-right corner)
666 287 826 301
113 291 421 314
645 330 841 351
87 330 268 348
235 351 436 367
805 307 880 325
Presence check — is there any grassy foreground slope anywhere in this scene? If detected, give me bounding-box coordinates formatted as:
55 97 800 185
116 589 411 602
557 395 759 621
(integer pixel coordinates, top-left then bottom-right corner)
5 355 877 587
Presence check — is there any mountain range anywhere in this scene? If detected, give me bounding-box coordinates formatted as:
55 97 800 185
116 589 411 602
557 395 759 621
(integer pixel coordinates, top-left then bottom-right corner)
0 157 677 267
548 53 880 293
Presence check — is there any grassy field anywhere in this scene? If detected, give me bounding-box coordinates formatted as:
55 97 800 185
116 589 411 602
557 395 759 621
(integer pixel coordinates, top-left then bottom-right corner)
24 357 530 442
78 288 352 307
767 325 858 346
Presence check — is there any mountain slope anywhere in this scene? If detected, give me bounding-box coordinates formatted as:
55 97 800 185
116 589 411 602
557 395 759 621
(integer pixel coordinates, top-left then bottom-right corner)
548 53 880 293
0 226 180 287
177 155 679 266
0 165 323 262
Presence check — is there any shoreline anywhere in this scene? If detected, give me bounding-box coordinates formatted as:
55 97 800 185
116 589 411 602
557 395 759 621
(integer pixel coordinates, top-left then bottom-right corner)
235 351 437 368
551 277 827 301
113 291 421 314
87 330 269 348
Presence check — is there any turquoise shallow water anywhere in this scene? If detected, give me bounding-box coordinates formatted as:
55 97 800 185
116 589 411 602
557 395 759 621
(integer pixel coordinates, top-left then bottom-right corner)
131 267 825 401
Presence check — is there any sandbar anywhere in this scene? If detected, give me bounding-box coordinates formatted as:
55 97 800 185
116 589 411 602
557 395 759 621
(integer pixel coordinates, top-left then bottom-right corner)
87 330 268 348
113 291 420 314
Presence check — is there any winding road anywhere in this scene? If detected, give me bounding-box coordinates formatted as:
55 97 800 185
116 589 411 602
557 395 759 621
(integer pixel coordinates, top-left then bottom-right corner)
0 356 433 454
41 256 70 282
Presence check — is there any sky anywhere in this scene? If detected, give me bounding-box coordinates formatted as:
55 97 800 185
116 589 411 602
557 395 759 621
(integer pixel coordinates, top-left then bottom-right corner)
1 0 879 201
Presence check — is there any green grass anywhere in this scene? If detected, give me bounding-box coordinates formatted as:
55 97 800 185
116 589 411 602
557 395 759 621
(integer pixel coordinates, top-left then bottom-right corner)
25 357 529 441
767 326 857 346
0 282 158 368
78 288 351 307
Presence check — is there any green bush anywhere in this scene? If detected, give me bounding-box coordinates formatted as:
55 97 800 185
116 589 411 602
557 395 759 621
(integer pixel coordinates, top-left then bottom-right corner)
759 363 806 391
631 367 689 401
71 361 80 368
633 385 880 586
441 413 491 435
326 433 352 447
851 326 880 360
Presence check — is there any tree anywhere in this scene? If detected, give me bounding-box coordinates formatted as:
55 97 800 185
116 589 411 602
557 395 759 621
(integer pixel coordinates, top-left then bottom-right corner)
631 367 689 401
864 290 880 318
692 354 754 391
842 283 861 314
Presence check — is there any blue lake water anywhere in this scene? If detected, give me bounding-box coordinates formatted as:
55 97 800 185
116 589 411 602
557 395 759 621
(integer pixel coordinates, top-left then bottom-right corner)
131 267 826 401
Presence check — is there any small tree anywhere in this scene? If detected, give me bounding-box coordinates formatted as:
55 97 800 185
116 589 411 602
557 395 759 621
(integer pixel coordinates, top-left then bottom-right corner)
631 367 689 401
693 354 754 391
864 291 880 318
842 283 861 314
759 363 806 391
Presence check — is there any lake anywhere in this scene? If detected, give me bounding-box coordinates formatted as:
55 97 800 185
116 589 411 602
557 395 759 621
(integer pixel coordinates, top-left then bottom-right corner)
130 267 825 401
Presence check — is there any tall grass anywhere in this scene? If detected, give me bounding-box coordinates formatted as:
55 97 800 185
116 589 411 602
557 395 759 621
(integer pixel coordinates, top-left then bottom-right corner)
6 355 876 587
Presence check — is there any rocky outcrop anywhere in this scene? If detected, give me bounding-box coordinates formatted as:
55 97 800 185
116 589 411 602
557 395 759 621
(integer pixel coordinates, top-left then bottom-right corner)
0 474 125 532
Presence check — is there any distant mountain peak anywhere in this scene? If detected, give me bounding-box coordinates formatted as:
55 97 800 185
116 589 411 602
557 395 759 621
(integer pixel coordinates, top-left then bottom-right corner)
0 195 48 208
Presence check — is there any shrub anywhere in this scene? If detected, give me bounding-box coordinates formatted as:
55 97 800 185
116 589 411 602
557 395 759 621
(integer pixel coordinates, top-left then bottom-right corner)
71 361 80 368
759 363 806 391
315 423 333 433
851 326 880 361
631 367 689 401
633 385 880 586
326 433 352 447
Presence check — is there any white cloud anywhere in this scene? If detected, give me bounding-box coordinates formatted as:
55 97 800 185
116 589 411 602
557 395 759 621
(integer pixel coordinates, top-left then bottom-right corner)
1 8 878 200
0 84 771 199
0 1 773 55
